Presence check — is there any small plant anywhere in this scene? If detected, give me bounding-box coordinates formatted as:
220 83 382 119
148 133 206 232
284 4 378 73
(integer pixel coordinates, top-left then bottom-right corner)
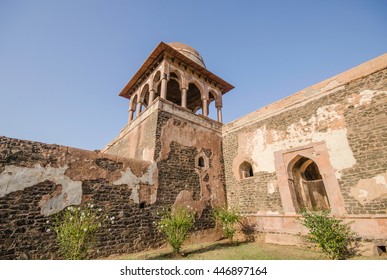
50 204 108 260
298 210 358 260
213 205 241 242
156 206 195 254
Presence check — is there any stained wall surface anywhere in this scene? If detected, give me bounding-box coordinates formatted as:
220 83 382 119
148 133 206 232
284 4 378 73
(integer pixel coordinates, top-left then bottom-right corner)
222 54 387 247
154 100 226 216
0 99 226 259
1 53 386 259
0 136 162 259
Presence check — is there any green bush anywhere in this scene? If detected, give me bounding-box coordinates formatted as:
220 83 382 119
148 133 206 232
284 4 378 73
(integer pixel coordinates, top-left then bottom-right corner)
299 210 358 260
50 204 107 260
156 206 195 254
213 206 241 242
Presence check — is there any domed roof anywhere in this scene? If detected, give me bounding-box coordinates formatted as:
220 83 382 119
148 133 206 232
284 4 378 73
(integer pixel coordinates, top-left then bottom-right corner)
167 42 206 68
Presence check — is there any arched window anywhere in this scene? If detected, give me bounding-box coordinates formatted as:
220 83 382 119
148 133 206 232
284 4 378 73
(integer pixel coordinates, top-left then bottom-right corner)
130 95 138 118
208 91 217 119
239 161 253 179
198 156 205 167
195 152 208 170
140 84 150 109
290 157 329 211
187 83 202 113
166 77 181 104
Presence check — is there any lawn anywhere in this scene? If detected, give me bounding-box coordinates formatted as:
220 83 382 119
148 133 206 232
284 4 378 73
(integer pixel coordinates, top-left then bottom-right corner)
109 240 387 260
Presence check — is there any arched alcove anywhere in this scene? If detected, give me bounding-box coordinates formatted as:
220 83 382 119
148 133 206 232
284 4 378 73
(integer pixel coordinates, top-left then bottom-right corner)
289 156 330 211
208 91 217 120
195 151 209 170
198 156 205 167
166 79 181 104
187 83 202 113
140 84 150 108
130 94 138 117
239 161 254 179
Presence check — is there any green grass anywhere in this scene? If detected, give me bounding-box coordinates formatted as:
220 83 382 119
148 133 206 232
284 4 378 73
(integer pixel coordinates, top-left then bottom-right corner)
111 241 322 260
110 240 387 260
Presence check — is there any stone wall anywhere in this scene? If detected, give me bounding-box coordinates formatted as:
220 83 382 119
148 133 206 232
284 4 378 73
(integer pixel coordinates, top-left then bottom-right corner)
104 98 227 218
102 99 159 161
0 99 227 259
222 56 387 248
154 103 226 226
105 98 227 240
0 136 162 259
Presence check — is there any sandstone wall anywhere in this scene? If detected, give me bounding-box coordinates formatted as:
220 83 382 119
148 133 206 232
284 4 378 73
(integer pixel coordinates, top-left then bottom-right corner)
222 56 387 247
104 98 227 220
0 136 162 259
154 101 226 229
102 99 159 161
0 99 227 259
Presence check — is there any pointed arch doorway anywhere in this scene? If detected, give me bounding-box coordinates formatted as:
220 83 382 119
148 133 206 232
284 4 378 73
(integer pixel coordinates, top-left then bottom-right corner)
289 156 330 211
274 142 347 216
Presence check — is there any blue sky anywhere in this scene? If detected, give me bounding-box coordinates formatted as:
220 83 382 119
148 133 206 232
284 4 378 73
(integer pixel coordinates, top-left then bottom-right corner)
0 0 386 150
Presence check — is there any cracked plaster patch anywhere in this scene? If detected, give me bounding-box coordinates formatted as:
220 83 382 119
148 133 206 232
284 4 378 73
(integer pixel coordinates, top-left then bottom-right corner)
235 89 386 178
0 164 82 215
113 161 158 204
348 90 386 108
350 172 387 205
236 112 356 177
0 161 159 214
267 180 277 194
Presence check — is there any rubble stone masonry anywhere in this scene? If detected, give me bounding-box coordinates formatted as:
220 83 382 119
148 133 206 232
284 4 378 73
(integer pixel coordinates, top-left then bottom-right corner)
0 136 162 259
1 53 386 258
222 56 387 249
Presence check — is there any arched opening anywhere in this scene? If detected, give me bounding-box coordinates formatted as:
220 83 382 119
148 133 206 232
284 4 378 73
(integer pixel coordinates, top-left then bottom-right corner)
289 157 330 211
198 156 205 167
166 73 181 105
239 161 253 179
195 152 209 170
208 91 217 120
187 83 202 113
153 71 161 100
140 84 150 108
130 95 138 118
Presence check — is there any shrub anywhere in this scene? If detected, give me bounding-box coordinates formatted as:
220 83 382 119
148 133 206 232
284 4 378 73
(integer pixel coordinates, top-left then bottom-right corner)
156 206 195 254
50 204 108 260
213 206 241 242
299 210 358 260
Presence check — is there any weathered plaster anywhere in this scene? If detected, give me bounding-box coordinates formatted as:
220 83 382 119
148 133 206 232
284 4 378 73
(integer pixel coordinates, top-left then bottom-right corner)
234 123 356 179
158 116 225 210
350 90 386 108
113 161 158 204
0 164 82 215
350 171 387 205
267 180 277 194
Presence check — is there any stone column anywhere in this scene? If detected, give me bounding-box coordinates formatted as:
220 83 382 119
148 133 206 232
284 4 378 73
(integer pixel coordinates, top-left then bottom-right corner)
181 88 188 108
128 109 134 123
202 98 209 117
149 89 155 104
217 106 223 123
160 75 168 100
136 102 142 117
